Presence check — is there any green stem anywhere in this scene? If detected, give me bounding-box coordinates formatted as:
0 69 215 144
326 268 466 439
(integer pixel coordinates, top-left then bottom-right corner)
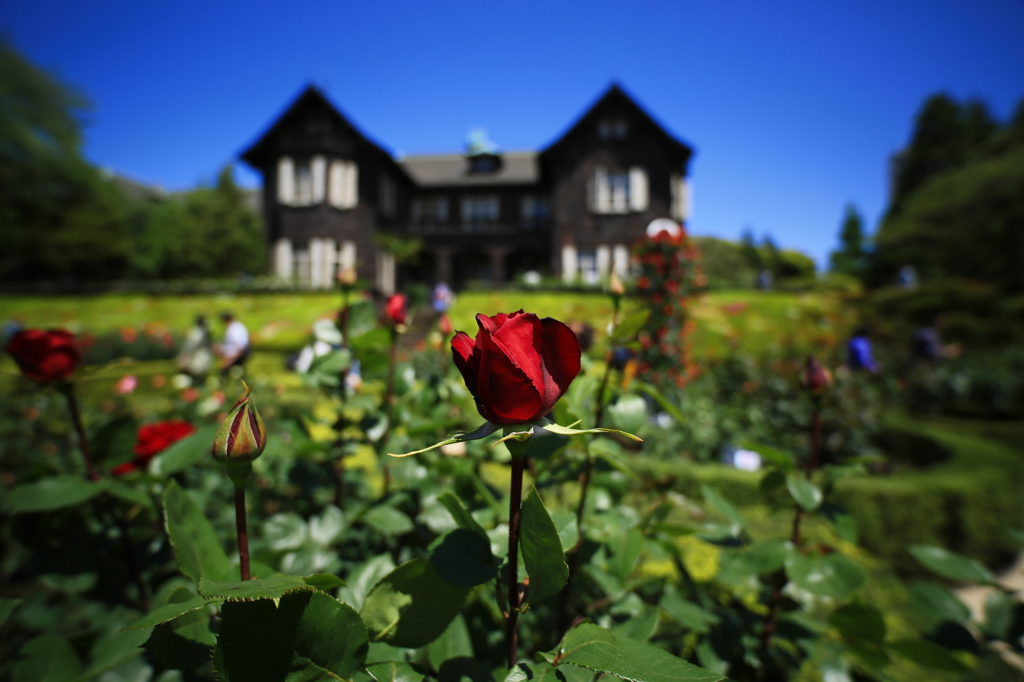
234 485 251 581
506 453 525 669
62 384 99 481
63 383 149 605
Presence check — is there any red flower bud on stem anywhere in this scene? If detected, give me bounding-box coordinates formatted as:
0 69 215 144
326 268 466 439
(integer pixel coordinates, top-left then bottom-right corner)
803 356 832 394
385 293 408 327
6 329 81 383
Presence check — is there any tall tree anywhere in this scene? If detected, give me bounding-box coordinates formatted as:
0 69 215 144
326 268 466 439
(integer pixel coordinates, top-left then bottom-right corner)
874 94 1024 292
0 41 135 281
134 167 264 279
888 94 996 217
829 205 867 279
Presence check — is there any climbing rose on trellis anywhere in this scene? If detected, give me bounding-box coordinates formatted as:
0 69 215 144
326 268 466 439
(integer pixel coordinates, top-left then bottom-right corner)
632 225 704 386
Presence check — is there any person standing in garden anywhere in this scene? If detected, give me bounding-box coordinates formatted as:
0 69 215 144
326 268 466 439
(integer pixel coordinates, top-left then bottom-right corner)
218 311 250 378
176 314 213 381
847 325 878 373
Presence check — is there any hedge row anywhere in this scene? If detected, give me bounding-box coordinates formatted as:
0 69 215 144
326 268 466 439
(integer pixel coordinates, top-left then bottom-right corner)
634 415 1024 576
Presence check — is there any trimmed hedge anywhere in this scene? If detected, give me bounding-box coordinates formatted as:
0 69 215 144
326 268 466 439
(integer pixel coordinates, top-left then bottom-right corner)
634 415 1024 576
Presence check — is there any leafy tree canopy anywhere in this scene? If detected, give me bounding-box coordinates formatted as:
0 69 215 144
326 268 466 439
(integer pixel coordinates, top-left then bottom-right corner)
829 205 868 279
873 93 1024 292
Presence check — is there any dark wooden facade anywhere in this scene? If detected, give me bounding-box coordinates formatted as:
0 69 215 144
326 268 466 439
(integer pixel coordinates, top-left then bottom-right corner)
240 84 694 292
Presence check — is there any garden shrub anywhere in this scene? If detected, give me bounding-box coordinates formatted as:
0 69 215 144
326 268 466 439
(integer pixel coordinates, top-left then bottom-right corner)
634 414 1024 576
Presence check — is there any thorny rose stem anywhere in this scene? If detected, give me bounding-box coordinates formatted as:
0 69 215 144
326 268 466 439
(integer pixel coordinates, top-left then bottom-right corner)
64 384 99 481
64 384 150 605
234 485 251 581
335 287 352 506
506 453 526 669
762 398 822 650
561 294 620 632
381 327 399 495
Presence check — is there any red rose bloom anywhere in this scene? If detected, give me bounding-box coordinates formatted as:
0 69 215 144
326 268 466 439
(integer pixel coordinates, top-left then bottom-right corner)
451 311 581 425
114 420 195 476
385 294 408 326
134 420 196 458
438 313 453 336
5 329 81 383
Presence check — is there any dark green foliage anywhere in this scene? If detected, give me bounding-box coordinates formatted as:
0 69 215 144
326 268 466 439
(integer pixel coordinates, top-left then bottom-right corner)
132 167 265 279
692 237 756 289
0 43 263 283
829 205 868 279
873 93 1024 292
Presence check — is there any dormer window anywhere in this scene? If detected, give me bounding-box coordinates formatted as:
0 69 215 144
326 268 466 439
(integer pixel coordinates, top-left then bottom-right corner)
469 155 499 173
598 118 629 140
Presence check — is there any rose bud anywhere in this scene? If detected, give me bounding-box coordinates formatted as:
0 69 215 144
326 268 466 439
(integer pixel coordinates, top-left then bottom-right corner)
337 267 357 287
385 293 408 326
803 356 832 394
212 381 267 465
609 271 626 296
5 329 81 383
451 311 581 425
438 313 453 336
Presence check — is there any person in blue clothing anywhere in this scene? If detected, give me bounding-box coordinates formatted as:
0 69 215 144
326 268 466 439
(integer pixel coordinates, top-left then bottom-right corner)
847 325 878 373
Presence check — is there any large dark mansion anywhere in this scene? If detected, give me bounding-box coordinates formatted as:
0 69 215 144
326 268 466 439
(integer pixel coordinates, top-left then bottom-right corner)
240 84 694 292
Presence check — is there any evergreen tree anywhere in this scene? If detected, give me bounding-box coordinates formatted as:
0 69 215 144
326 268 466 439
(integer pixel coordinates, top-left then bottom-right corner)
829 205 867 279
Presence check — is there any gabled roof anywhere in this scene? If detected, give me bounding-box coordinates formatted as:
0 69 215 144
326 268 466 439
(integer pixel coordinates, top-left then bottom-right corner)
239 85 400 171
399 151 539 187
540 83 694 162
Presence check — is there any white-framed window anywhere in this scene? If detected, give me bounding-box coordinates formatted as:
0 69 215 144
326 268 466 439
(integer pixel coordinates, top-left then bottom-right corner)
592 166 648 213
411 196 448 224
277 155 326 206
379 173 397 218
461 195 500 230
521 195 550 228
294 158 313 204
329 160 358 209
598 118 629 140
670 172 690 222
577 250 599 285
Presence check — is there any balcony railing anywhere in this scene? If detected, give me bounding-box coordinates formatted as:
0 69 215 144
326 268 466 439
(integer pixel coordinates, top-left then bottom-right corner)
407 219 550 235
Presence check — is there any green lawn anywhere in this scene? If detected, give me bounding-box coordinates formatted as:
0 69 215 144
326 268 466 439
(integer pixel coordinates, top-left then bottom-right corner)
0 288 849 358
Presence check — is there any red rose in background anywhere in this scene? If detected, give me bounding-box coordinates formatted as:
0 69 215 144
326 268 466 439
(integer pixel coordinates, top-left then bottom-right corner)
114 420 195 475
451 311 581 425
385 294 408 326
438 313 453 336
5 329 81 383
135 420 195 457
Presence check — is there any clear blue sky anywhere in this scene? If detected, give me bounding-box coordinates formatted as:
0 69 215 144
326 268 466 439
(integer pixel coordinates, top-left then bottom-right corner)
4 0 1023 267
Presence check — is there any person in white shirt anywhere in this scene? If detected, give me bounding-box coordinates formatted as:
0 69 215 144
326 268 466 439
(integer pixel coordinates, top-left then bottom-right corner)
219 312 250 377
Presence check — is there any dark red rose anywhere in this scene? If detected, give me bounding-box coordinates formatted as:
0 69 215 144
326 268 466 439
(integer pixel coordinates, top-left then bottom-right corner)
451 311 581 425
113 420 195 476
438 313 453 336
111 461 141 476
134 420 196 459
5 329 81 383
803 357 832 394
385 294 407 326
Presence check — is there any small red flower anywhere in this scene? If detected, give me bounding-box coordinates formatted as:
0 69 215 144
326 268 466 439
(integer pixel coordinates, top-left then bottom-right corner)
135 420 196 458
385 294 408 326
451 311 581 425
114 420 195 476
5 329 81 383
438 313 453 336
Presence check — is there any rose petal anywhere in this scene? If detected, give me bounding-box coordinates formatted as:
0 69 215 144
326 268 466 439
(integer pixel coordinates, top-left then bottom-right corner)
451 331 479 397
475 326 543 424
537 317 582 410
